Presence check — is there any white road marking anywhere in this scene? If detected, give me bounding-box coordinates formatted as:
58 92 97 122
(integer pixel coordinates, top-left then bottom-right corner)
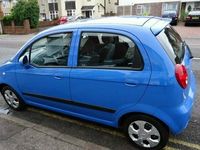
0 107 10 115
193 58 200 60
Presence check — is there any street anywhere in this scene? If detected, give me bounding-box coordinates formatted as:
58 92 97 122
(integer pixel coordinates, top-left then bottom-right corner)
0 25 200 150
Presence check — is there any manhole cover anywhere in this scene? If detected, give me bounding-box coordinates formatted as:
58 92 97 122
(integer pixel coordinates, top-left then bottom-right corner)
0 107 10 115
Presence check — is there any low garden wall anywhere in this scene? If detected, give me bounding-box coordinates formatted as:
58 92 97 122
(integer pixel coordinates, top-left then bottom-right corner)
38 20 58 27
3 20 38 34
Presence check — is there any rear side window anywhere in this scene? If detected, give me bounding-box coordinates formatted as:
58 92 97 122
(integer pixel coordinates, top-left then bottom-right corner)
78 32 143 70
157 26 184 64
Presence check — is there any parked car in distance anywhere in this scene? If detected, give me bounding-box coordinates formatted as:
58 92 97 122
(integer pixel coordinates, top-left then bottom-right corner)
58 15 86 25
162 10 178 25
0 16 196 150
68 15 87 23
185 10 200 26
57 16 68 25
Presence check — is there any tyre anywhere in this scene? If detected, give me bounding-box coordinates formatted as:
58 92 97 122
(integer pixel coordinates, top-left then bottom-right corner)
123 114 169 150
1 86 26 110
185 22 189 26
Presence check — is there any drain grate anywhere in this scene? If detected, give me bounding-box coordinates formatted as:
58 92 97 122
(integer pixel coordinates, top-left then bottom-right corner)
0 107 10 115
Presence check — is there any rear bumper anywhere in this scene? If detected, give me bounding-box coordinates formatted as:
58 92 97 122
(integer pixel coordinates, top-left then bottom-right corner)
171 18 178 24
166 72 196 134
185 20 200 25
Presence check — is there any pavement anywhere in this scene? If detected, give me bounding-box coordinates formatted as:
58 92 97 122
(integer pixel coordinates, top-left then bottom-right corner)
0 23 200 150
174 22 200 39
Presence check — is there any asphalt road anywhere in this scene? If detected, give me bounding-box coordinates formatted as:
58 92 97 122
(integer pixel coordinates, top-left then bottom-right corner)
0 30 200 150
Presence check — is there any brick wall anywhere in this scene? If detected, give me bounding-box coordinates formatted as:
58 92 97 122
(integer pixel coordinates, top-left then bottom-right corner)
117 2 163 17
149 3 162 16
39 20 58 27
3 20 38 34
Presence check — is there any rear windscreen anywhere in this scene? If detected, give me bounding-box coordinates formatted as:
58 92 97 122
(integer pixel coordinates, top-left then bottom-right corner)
157 25 185 64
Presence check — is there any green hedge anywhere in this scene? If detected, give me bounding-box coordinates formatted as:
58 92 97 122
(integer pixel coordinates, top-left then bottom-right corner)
11 0 39 28
3 15 13 26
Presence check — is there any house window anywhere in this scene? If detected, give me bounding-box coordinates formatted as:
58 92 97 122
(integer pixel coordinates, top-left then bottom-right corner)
194 2 200 10
65 1 76 16
48 0 57 3
136 5 150 15
2 0 10 8
67 9 75 16
65 1 76 10
48 0 58 20
50 11 58 20
162 2 178 11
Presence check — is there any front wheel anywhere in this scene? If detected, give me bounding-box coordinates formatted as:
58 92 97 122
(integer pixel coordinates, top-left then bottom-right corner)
123 114 169 150
1 86 26 110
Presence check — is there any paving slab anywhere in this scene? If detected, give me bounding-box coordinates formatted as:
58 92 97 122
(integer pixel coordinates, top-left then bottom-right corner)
0 128 82 150
0 118 25 141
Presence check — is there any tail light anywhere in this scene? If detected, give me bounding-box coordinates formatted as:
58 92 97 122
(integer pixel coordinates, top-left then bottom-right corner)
186 15 192 20
172 15 178 20
175 64 188 89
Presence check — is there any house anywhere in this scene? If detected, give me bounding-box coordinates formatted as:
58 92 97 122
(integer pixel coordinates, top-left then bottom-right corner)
0 0 3 34
0 0 17 16
0 0 3 19
38 0 62 21
104 0 119 16
61 0 105 19
39 0 119 21
117 0 200 19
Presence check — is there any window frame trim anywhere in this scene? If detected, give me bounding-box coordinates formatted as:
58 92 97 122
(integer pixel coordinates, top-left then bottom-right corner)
19 32 73 68
76 31 144 71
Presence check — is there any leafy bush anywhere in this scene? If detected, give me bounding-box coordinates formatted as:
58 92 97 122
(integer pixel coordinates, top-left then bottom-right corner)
180 10 188 21
142 12 150 16
3 15 13 26
187 5 192 12
11 0 39 28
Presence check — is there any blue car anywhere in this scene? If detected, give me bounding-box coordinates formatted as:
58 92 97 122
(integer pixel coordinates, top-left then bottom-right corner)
0 16 196 149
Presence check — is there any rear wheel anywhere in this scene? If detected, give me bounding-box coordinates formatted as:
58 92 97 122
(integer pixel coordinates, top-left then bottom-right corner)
1 86 25 110
123 114 169 150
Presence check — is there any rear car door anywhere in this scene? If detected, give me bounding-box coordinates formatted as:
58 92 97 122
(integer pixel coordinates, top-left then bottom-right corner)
69 29 151 122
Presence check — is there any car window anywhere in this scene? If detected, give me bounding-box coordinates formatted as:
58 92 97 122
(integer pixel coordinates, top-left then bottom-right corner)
30 33 72 67
157 26 184 64
78 32 143 70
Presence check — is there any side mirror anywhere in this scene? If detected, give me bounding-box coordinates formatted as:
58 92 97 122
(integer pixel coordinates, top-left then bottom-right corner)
19 55 29 65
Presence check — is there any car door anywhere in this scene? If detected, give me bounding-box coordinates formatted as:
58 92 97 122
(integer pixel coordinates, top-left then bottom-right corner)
15 31 75 109
69 29 151 122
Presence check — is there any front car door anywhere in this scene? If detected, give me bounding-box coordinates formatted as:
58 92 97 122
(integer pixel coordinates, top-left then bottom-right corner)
70 29 151 124
16 31 74 109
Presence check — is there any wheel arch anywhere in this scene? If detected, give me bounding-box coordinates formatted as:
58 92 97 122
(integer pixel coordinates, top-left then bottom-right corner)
118 112 169 132
0 83 24 102
115 104 177 133
0 83 12 91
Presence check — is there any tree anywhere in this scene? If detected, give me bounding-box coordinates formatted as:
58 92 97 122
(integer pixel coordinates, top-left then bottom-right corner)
11 0 39 28
187 5 192 12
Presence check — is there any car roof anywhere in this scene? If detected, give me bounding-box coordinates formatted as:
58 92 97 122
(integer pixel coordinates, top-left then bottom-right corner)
40 16 170 36
189 11 200 15
163 10 176 13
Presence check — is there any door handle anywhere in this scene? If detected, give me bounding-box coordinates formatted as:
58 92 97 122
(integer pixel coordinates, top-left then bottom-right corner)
54 76 62 80
125 82 137 87
54 73 63 80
